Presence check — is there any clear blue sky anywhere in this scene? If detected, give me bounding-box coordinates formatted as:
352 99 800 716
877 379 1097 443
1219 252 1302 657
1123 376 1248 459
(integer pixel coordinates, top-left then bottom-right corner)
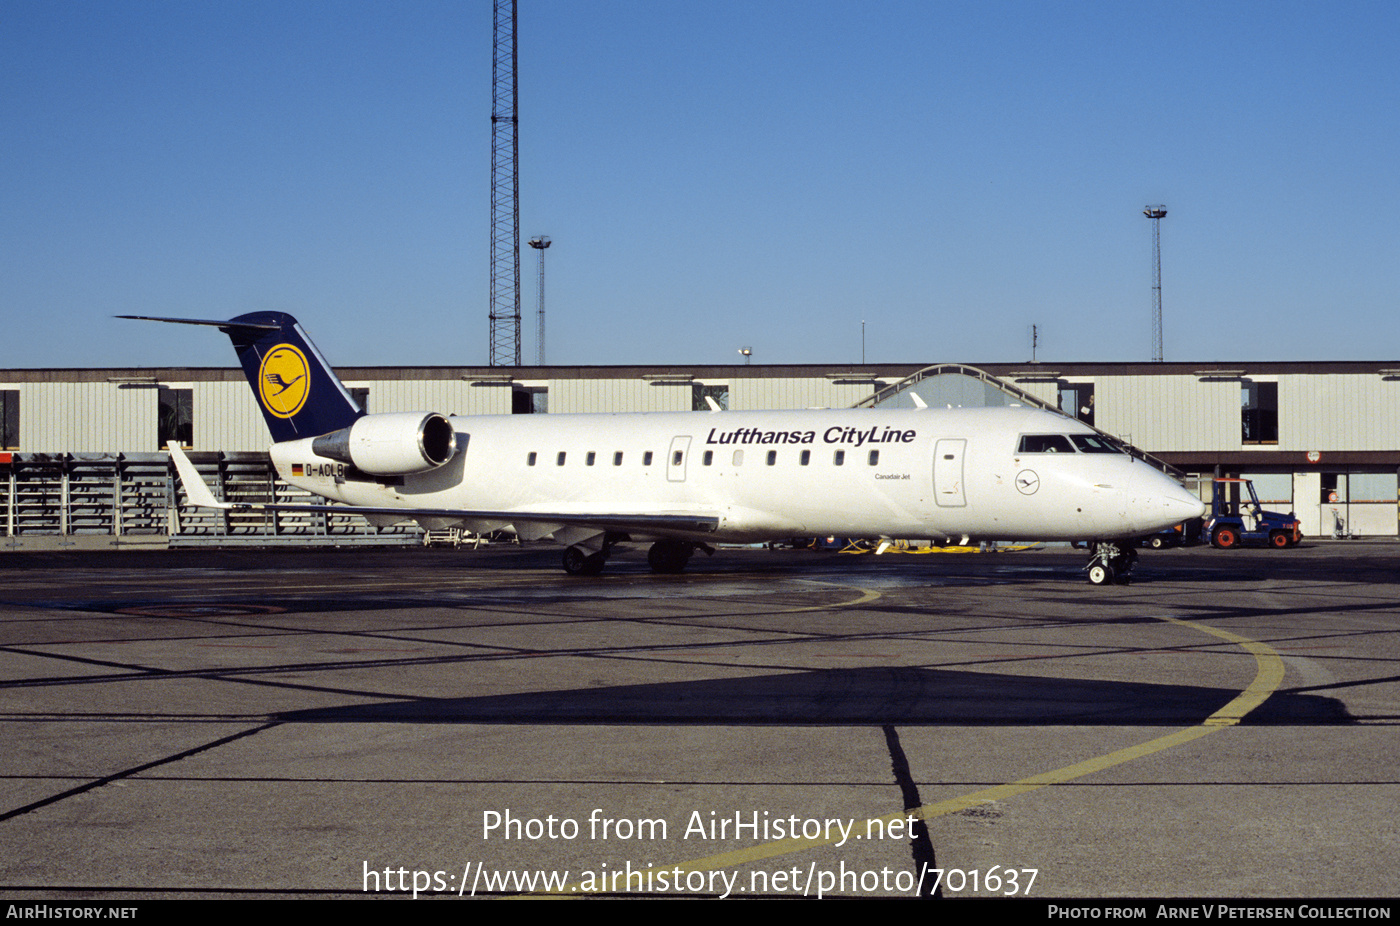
3 0 1397 369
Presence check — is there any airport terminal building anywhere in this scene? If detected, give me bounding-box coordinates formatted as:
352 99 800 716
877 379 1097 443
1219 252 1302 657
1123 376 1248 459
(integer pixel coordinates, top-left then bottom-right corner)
1 360 1397 544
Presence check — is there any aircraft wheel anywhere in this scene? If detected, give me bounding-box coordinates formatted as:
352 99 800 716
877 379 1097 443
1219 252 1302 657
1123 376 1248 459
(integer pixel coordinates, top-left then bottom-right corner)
1149 535 1166 549
1211 526 1239 549
648 541 693 574
1269 530 1290 549
562 545 606 576
1087 562 1115 586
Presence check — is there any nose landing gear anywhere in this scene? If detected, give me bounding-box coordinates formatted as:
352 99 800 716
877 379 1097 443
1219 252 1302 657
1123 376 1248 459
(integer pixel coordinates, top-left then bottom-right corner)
1086 540 1136 585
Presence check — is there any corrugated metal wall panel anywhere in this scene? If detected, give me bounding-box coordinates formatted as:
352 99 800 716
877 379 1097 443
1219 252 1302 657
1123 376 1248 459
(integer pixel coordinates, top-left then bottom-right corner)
26 382 160 452
1096 375 1241 452
195 382 267 451
8 368 1400 462
549 378 691 414
1279 374 1400 451
729 378 874 410
464 384 516 416
1014 381 1060 407
343 380 511 417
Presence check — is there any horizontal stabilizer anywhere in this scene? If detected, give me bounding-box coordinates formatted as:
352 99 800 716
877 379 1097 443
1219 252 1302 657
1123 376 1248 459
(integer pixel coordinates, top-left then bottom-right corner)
117 314 281 335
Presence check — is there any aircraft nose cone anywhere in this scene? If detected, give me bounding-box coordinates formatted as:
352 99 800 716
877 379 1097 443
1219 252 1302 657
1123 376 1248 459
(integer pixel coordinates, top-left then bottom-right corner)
1164 486 1207 521
1128 467 1206 531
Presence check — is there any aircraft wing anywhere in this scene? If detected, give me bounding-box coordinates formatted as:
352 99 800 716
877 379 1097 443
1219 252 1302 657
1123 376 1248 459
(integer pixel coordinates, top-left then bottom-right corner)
167 443 720 536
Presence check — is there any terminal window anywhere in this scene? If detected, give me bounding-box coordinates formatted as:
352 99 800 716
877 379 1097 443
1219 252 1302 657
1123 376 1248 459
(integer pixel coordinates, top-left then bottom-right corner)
512 387 548 415
0 391 17 449
1058 382 1095 426
1242 381 1278 444
158 387 192 449
692 384 729 411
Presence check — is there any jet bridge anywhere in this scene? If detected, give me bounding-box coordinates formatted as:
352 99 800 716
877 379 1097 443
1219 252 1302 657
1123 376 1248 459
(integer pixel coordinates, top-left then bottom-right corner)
853 364 1186 480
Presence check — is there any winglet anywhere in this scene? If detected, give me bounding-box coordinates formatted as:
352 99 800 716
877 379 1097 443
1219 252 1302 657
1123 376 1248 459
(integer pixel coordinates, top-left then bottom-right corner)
167 442 232 510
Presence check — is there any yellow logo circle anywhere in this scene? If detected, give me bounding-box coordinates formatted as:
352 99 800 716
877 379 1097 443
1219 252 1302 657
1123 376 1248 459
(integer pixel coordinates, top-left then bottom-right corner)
258 344 310 419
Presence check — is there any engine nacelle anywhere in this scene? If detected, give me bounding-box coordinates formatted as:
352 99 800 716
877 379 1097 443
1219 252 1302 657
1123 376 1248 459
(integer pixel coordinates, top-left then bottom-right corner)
311 412 456 476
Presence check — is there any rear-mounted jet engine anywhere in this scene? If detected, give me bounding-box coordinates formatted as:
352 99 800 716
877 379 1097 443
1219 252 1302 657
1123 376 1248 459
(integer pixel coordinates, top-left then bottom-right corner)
310 411 456 476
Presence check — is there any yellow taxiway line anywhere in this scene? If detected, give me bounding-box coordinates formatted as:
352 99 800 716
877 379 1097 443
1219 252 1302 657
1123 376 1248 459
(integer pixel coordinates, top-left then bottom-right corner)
532 610 1285 897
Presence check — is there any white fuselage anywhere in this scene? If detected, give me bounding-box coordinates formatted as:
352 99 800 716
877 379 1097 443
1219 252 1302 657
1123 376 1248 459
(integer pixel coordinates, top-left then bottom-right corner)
268 405 1203 545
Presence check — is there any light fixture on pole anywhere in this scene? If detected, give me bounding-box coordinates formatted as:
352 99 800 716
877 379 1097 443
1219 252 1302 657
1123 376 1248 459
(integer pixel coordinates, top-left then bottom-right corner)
528 235 551 365
1144 205 1167 362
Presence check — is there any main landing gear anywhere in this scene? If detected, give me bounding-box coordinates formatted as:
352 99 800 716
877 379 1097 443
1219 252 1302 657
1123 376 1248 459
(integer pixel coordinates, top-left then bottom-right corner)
647 540 696 574
1085 540 1136 586
561 545 607 576
561 539 714 576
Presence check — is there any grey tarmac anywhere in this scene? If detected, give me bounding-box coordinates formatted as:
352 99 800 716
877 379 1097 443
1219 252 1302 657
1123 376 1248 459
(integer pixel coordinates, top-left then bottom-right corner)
0 543 1395 899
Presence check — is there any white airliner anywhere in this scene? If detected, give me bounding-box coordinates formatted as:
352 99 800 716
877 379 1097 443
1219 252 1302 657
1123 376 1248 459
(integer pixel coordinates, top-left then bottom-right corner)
124 312 1204 584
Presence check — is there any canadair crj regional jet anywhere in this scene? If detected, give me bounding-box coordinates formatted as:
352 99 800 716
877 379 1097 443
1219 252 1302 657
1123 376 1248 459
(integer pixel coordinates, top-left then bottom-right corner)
124 312 1204 584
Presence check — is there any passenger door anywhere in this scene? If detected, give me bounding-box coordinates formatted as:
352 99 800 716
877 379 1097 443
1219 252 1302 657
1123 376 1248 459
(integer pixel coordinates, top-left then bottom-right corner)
933 438 967 507
667 436 691 483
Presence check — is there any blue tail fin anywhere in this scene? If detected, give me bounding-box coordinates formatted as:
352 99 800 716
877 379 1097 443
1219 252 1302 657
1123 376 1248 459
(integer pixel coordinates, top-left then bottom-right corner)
121 312 364 442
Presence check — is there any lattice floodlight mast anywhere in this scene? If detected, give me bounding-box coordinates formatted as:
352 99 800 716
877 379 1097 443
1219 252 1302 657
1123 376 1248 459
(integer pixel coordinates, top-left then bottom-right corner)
489 0 521 366
1144 205 1167 362
529 235 550 365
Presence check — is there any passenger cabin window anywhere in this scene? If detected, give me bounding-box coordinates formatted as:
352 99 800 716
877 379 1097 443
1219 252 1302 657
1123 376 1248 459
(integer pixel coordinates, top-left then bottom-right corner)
586 452 596 466
766 450 777 466
800 450 811 466
613 452 623 466
1017 434 1077 453
556 452 566 466
643 451 653 466
833 450 845 466
868 450 879 465
527 452 537 466
672 450 683 466
703 450 713 466
732 450 743 466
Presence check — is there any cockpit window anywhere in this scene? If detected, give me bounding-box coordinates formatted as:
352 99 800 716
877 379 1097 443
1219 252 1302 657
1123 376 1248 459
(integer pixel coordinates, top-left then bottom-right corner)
1017 434 1077 453
1069 434 1125 454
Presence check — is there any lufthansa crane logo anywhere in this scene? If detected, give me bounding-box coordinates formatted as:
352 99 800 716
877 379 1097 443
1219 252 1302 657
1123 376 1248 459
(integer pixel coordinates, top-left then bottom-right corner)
1015 469 1040 495
257 344 310 419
